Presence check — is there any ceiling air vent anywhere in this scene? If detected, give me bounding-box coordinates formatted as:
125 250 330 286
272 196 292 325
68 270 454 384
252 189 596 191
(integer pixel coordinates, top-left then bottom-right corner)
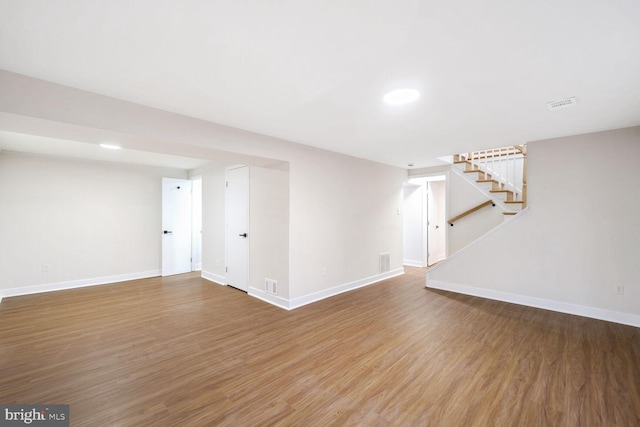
546 97 577 111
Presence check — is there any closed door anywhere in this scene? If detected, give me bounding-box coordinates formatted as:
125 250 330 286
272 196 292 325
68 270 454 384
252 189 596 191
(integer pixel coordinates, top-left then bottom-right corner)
225 166 249 291
162 178 192 276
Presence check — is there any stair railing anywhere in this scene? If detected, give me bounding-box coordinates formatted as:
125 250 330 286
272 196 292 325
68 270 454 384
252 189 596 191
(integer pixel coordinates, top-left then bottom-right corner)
448 200 495 226
460 146 526 204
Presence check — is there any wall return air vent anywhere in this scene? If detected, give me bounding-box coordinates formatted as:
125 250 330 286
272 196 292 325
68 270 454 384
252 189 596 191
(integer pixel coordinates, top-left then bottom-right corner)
379 252 391 274
546 97 577 111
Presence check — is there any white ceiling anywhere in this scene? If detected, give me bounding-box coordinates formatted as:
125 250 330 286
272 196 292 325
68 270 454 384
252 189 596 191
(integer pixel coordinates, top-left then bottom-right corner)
0 131 211 169
1 0 639 169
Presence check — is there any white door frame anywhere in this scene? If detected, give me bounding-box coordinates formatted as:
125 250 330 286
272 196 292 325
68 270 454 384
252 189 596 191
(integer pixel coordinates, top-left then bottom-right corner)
405 173 448 267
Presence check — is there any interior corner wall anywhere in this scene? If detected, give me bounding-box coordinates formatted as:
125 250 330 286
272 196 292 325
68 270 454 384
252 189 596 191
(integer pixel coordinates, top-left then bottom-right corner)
249 164 290 300
428 126 640 323
191 163 227 283
0 151 188 293
0 75 411 307
287 148 407 302
193 149 406 307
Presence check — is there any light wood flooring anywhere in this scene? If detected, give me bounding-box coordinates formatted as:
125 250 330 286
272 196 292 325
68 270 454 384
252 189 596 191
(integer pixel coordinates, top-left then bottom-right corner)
1 268 639 426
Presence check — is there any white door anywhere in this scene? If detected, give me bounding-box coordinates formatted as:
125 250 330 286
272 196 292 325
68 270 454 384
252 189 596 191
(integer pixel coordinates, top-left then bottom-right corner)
225 166 249 291
427 180 446 266
162 178 192 276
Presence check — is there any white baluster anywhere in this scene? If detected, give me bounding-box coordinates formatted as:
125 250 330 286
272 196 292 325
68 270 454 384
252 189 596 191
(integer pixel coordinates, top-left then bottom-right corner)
506 148 510 196
491 149 495 185
510 148 516 200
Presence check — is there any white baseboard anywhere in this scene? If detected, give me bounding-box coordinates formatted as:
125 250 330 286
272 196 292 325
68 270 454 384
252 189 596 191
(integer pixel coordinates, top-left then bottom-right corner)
0 269 409 314
427 279 640 328
403 260 425 268
249 287 290 310
1 270 161 299
288 268 405 310
201 270 226 286
207 269 405 311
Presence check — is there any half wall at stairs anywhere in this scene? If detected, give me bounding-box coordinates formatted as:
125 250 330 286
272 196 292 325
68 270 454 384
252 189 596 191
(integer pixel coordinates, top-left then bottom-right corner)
427 126 640 327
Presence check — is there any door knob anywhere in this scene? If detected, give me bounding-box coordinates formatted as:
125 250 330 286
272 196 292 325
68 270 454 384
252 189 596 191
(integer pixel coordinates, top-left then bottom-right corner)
163 230 173 234
238 233 247 238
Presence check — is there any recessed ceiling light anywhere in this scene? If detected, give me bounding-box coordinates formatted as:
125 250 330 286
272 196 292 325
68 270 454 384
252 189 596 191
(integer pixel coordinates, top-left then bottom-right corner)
100 143 121 150
384 89 420 105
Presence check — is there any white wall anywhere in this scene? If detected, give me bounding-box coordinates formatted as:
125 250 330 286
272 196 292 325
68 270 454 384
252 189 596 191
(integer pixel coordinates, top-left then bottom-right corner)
249 164 290 302
0 74 408 308
191 163 227 284
0 151 187 294
194 151 404 309
447 169 504 254
428 126 640 326
288 149 406 304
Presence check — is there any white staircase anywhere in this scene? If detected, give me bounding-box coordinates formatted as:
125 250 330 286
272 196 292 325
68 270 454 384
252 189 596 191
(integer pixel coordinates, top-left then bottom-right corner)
450 145 527 219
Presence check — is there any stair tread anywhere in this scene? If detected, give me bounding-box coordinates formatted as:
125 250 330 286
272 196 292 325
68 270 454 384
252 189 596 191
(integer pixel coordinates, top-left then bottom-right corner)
503 211 518 215
463 169 482 173
476 179 498 183
489 189 513 193
505 200 525 204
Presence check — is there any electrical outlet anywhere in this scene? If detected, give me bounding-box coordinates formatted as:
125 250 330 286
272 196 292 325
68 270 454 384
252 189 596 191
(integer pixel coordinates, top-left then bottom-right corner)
42 264 50 273
614 285 624 295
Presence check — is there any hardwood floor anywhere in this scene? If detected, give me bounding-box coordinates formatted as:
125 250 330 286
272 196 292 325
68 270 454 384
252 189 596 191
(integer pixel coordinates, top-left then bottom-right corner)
1 268 639 426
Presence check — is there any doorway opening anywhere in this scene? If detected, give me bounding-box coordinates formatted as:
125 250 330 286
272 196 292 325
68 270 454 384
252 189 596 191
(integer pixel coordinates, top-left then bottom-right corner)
403 174 447 267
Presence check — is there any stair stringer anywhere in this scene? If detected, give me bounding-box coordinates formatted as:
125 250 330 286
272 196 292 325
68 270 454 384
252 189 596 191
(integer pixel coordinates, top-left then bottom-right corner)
451 163 512 212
